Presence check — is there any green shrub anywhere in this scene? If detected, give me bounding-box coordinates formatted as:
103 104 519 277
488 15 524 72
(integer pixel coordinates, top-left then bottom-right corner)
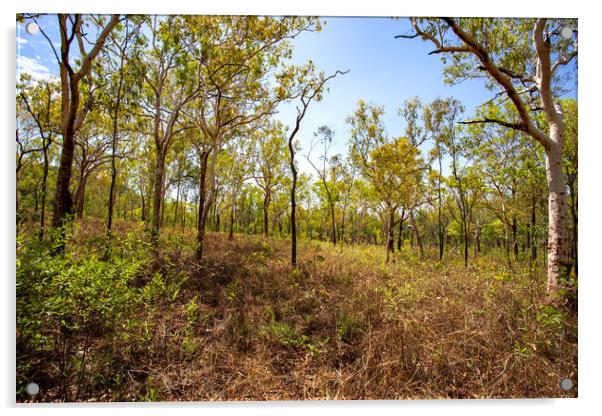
336 310 364 343
16 239 187 398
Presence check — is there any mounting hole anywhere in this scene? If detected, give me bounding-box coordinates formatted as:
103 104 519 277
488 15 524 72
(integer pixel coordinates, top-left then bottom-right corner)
25 382 39 396
25 22 39 35
561 26 573 40
560 378 573 391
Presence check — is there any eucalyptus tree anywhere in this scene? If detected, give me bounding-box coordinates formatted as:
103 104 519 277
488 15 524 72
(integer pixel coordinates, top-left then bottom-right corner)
137 15 203 247
100 16 141 242
438 103 484 267
347 100 424 261
423 98 457 260
304 125 338 245
466 104 526 265
370 138 424 262
283 63 347 267
16 94 43 231
562 99 577 276
220 134 253 240
17 78 59 238
72 114 113 217
182 16 323 260
399 17 578 293
330 154 355 244
253 122 289 237
25 14 120 248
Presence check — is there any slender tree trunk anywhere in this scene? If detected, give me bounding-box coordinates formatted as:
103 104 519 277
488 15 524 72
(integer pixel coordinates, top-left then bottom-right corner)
289 143 298 268
263 191 270 237
410 210 424 258
497 192 512 267
151 148 166 246
437 155 444 260
74 171 88 218
140 193 146 222
51 14 119 251
195 150 210 260
39 138 50 240
545 139 570 292
52 78 80 246
386 208 395 263
106 32 127 244
397 209 405 251
329 198 337 246
229 203 235 241
215 208 221 233
182 193 187 229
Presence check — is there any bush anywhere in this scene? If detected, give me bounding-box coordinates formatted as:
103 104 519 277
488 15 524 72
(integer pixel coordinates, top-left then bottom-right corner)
16 238 186 400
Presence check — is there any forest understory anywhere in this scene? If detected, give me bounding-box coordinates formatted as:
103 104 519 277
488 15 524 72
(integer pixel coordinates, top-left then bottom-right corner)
16 218 577 402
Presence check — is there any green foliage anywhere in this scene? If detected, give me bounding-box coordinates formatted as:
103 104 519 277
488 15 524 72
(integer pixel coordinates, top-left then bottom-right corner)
181 336 197 359
224 279 240 301
263 307 329 353
184 295 200 328
512 341 534 359
16 237 187 397
17 244 142 345
537 305 564 328
336 310 364 343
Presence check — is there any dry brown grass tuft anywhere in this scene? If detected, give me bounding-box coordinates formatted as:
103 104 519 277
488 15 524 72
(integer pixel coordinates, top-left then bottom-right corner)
17 219 577 401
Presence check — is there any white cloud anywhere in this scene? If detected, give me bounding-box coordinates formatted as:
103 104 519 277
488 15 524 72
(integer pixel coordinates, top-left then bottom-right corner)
17 55 54 82
16 37 28 45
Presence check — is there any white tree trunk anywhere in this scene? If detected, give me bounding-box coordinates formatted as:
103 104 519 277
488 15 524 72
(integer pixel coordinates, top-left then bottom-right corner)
544 118 570 293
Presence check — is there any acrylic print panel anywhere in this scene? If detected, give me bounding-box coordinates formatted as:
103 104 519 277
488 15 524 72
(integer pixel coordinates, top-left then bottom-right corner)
15 14 577 402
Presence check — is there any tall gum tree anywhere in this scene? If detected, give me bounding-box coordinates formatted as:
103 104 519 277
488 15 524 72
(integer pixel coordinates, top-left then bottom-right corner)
27 14 120 249
17 79 59 239
283 63 347 267
399 17 577 294
182 16 323 260
304 125 339 246
137 16 202 248
252 122 289 237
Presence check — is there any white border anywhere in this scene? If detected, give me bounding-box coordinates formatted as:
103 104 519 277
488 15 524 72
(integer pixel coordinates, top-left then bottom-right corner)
3 1 600 415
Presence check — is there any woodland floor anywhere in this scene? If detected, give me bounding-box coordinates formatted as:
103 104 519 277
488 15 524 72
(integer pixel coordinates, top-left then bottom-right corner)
16 218 577 401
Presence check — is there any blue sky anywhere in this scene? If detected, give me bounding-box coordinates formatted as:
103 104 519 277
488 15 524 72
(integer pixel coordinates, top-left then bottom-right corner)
277 17 493 172
16 16 576 175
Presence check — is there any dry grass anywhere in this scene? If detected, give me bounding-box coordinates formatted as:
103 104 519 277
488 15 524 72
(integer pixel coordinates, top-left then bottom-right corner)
18 218 577 401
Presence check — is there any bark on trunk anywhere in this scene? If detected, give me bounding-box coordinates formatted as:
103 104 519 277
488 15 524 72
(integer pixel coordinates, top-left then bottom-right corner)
51 14 119 251
386 209 395 263
397 209 405 251
151 149 166 246
39 136 50 240
73 173 88 218
52 77 79 238
263 192 270 237
228 203 235 241
289 144 298 268
195 150 210 260
545 139 570 292
410 210 424 258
